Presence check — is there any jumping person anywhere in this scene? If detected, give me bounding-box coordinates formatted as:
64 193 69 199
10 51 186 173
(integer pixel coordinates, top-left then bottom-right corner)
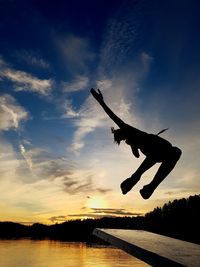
90 88 182 199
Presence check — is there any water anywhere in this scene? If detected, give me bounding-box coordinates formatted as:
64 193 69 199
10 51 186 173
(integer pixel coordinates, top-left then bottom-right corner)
0 239 150 267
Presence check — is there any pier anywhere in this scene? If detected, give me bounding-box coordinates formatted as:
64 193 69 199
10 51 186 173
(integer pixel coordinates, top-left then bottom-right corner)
93 228 200 267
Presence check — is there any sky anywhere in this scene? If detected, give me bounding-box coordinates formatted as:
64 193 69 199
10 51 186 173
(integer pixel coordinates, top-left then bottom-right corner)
0 0 200 225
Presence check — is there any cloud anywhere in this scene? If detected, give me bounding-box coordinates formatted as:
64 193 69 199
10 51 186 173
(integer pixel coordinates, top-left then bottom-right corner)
15 141 111 195
0 59 53 96
4 69 53 95
17 147 74 183
66 92 107 152
0 57 7 68
62 174 93 195
49 215 67 223
0 138 39 215
0 135 112 222
62 173 111 195
96 188 111 194
68 76 138 153
19 143 33 172
0 94 28 131
68 101 106 152
99 0 145 75
67 214 104 219
62 98 80 119
0 136 20 179
56 34 95 74
91 208 143 216
60 98 81 118
62 75 89 93
67 208 143 219
141 52 153 74
14 50 50 69
66 6 154 154
58 5 153 154
0 137 81 220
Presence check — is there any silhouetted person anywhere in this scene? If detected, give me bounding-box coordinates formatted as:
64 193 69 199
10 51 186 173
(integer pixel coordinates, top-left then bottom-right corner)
90 88 182 199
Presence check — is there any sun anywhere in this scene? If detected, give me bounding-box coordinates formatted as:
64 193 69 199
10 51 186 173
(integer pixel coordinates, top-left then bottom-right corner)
86 196 107 209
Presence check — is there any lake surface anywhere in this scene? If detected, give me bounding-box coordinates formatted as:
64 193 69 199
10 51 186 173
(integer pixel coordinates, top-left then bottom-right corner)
0 239 150 267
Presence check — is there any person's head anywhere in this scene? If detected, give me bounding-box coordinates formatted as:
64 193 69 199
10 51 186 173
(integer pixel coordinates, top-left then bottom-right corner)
111 127 126 145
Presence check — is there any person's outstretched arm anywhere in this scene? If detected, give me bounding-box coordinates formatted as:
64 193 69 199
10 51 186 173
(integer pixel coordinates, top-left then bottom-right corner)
90 88 126 129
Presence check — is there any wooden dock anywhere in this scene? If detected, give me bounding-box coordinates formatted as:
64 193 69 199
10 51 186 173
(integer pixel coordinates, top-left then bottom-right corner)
93 228 200 267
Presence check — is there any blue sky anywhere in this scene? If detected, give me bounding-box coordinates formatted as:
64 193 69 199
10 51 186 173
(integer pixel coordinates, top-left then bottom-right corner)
0 0 200 224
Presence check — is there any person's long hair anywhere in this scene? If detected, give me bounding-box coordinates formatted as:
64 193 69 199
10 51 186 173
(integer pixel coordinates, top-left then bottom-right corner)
111 127 126 145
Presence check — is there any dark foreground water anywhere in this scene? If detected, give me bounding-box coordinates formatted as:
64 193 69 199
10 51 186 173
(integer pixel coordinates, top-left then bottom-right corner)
0 239 150 267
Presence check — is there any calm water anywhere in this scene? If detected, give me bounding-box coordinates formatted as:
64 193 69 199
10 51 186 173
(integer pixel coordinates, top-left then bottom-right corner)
0 239 150 267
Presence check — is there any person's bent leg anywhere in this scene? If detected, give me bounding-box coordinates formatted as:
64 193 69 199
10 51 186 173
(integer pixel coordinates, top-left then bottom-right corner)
121 157 157 195
140 147 182 199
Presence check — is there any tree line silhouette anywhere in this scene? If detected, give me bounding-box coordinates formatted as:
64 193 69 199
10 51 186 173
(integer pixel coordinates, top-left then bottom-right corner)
0 194 199 244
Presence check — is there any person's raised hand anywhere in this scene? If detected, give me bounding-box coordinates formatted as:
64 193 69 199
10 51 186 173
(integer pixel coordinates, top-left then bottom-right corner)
90 88 104 103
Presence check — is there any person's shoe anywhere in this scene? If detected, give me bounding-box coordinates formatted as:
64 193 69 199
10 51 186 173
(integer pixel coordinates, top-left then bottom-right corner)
140 184 155 199
120 175 140 195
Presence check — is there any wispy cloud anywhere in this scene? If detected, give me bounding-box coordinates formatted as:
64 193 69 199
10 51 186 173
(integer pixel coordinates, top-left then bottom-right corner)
0 58 53 96
62 98 80 118
0 94 28 131
62 75 89 92
17 147 74 183
4 69 53 95
68 95 107 152
67 207 143 219
68 75 138 153
0 134 116 223
0 137 20 179
56 34 95 74
56 5 153 154
14 50 50 69
49 215 67 223
96 188 111 194
66 7 154 153
91 208 143 216
62 174 111 195
19 143 33 172
14 141 112 196
99 1 145 75
49 207 143 222
62 174 93 194
0 138 73 220
141 52 153 74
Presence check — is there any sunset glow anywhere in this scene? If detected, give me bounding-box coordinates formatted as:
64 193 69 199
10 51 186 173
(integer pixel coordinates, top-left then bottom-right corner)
86 196 107 209
0 1 200 224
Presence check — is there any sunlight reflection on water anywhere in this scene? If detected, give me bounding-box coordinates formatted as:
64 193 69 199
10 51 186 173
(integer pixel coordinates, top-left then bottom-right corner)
0 239 150 267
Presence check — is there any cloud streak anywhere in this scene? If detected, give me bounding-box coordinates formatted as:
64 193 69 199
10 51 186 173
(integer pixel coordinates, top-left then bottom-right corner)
19 143 33 172
0 94 28 131
56 34 95 74
68 94 107 152
99 0 145 75
62 75 89 93
65 5 154 154
67 208 143 219
13 141 112 196
0 59 53 95
62 98 80 118
91 208 143 216
49 208 143 222
68 74 140 153
49 215 67 223
14 50 50 69
62 173 111 195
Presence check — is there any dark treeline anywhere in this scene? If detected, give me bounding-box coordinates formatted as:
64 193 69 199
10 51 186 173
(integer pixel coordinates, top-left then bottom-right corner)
0 195 200 244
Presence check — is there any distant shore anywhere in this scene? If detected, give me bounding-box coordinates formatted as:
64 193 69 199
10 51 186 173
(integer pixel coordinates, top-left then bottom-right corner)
0 195 200 245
